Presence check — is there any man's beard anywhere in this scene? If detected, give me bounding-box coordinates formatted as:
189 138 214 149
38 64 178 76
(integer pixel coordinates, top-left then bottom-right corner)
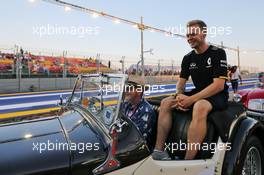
190 41 200 48
124 95 133 103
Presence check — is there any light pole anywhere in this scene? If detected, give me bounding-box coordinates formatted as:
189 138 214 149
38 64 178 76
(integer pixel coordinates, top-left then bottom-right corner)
14 45 22 92
140 16 144 80
158 59 163 76
120 56 125 74
171 59 174 75
63 50 67 78
136 60 141 75
14 45 19 79
96 53 100 73
139 48 154 76
237 46 240 70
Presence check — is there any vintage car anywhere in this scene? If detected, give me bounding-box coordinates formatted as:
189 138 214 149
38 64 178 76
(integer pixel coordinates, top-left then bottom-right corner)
235 76 264 121
0 74 263 175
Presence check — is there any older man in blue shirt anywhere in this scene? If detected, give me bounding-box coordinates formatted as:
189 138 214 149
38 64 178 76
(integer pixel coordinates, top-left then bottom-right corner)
122 80 156 149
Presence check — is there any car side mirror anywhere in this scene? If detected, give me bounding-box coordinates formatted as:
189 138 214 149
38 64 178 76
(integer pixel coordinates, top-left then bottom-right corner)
233 94 242 103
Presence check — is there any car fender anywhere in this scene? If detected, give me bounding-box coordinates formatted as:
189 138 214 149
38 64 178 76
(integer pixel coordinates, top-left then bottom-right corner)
221 116 264 175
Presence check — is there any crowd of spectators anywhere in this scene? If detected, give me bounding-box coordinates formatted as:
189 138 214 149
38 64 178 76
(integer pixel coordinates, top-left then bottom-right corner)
0 52 111 75
1 51 181 77
126 66 180 76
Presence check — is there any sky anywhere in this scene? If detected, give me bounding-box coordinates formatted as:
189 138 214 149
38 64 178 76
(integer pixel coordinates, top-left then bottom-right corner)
0 0 264 71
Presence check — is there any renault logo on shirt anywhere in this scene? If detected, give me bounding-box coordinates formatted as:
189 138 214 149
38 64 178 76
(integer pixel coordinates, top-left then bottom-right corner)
207 57 211 65
206 57 212 68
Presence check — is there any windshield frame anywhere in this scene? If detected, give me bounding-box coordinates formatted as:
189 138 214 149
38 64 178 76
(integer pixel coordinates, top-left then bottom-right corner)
67 73 128 129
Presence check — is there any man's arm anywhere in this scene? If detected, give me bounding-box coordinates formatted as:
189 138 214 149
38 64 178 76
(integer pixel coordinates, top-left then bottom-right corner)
172 78 188 110
177 55 189 94
191 78 225 102
175 78 187 94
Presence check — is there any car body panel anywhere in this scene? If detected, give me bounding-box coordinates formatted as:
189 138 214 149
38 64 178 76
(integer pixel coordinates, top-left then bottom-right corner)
0 107 110 175
238 88 264 108
105 159 147 175
247 89 264 100
58 109 108 175
0 118 70 175
222 116 264 175
134 157 216 175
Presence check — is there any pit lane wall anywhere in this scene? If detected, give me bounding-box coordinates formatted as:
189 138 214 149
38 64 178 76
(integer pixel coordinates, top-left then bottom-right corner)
0 78 76 94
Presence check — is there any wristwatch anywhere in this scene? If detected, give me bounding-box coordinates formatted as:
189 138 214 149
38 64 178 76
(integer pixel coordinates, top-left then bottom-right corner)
174 88 184 98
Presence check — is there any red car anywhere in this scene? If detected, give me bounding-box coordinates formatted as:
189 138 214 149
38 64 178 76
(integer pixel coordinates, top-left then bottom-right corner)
235 78 264 117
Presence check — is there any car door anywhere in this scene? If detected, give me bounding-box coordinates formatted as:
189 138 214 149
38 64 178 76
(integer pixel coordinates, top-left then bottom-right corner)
58 109 108 175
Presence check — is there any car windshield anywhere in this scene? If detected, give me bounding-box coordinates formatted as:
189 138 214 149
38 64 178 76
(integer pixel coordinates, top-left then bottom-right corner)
69 74 126 129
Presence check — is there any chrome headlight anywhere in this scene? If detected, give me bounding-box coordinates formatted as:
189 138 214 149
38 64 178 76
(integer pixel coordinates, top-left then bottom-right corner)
233 94 242 103
248 99 264 112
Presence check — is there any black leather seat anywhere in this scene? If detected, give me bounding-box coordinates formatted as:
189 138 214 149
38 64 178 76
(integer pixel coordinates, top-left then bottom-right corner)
148 98 245 159
167 109 216 159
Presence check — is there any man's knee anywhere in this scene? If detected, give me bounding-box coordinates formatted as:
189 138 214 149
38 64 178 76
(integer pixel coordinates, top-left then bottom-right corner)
160 96 174 111
193 100 212 120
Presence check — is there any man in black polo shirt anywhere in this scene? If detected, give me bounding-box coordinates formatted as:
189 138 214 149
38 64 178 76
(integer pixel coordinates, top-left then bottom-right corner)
152 20 228 160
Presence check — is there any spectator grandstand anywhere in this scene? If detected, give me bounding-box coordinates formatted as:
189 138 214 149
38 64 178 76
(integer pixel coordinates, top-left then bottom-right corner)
0 52 112 78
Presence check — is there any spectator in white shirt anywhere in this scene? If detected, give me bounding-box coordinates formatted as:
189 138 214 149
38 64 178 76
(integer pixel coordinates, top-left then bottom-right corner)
228 66 242 93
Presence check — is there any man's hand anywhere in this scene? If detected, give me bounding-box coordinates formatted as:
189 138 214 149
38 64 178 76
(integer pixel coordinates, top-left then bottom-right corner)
176 94 188 101
178 95 195 109
171 94 190 111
